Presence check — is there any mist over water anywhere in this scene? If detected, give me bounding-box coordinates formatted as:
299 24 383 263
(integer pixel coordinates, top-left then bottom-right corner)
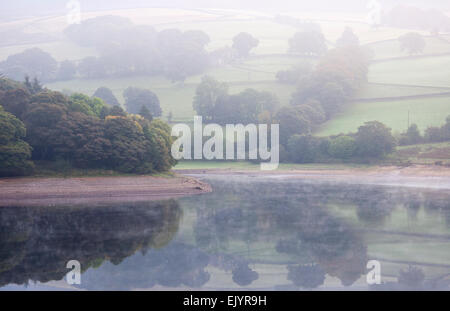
1 176 449 290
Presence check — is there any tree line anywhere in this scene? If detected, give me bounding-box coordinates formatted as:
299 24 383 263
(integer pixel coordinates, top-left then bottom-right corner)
0 16 263 83
0 77 175 176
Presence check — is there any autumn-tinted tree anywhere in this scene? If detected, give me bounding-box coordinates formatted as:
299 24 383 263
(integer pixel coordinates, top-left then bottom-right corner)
108 105 127 117
139 105 153 121
0 87 31 119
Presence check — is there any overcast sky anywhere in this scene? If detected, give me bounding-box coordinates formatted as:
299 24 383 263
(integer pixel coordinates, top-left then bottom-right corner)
1 0 449 20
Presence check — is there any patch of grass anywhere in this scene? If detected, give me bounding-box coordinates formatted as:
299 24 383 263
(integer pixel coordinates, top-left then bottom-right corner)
355 83 450 100
367 37 450 60
369 55 450 87
155 19 297 54
0 40 98 62
316 96 450 136
389 142 450 165
31 160 175 178
45 55 301 121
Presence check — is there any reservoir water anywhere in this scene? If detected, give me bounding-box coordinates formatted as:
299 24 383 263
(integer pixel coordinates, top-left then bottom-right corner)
1 175 450 290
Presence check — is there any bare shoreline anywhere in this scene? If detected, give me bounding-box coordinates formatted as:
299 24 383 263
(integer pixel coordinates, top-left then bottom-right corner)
1 165 450 206
0 175 212 207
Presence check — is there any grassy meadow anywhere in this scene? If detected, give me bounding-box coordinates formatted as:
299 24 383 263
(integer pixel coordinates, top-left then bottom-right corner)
2 7 450 138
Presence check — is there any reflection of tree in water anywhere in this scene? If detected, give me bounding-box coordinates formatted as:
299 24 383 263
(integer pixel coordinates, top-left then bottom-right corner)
189 179 372 288
80 242 211 290
398 266 425 289
0 200 182 288
355 194 392 227
370 265 450 291
232 263 259 287
295 206 368 287
185 178 450 289
287 264 325 289
423 193 450 228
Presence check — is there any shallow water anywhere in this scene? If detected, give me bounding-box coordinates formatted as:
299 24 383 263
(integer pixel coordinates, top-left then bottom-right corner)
1 175 450 291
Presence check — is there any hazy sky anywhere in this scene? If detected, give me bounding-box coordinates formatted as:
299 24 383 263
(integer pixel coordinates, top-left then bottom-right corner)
1 0 449 19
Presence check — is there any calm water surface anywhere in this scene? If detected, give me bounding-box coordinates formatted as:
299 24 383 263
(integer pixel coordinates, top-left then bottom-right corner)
1 175 450 290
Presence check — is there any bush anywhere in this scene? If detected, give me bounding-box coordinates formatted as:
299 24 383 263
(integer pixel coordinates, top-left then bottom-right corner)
355 121 396 158
287 134 326 163
328 136 357 159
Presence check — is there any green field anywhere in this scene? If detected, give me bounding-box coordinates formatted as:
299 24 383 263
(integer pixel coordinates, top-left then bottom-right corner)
316 96 450 136
369 55 450 87
5 8 450 141
0 40 98 62
366 36 450 60
355 83 450 100
46 55 305 121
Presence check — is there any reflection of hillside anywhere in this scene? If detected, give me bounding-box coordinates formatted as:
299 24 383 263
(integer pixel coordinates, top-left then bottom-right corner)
0 200 182 287
187 178 450 288
79 242 211 290
188 179 370 287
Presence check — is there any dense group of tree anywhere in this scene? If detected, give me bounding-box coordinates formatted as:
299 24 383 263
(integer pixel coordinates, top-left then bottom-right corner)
0 77 175 176
277 41 371 146
193 76 279 124
0 199 182 288
0 16 264 83
385 5 450 33
0 48 58 82
192 28 383 164
398 117 450 146
285 121 397 164
64 16 210 81
288 30 328 56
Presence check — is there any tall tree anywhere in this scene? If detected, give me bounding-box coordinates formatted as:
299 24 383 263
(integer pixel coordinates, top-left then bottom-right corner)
123 87 161 117
192 76 228 122
336 27 360 47
0 48 57 82
232 32 259 58
289 31 327 56
0 106 34 176
355 121 396 158
57 60 77 81
93 87 120 107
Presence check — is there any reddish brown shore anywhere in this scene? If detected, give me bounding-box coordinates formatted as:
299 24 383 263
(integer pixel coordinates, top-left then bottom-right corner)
0 175 211 207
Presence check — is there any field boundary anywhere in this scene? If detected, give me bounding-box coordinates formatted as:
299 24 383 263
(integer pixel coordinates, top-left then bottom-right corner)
352 91 450 103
